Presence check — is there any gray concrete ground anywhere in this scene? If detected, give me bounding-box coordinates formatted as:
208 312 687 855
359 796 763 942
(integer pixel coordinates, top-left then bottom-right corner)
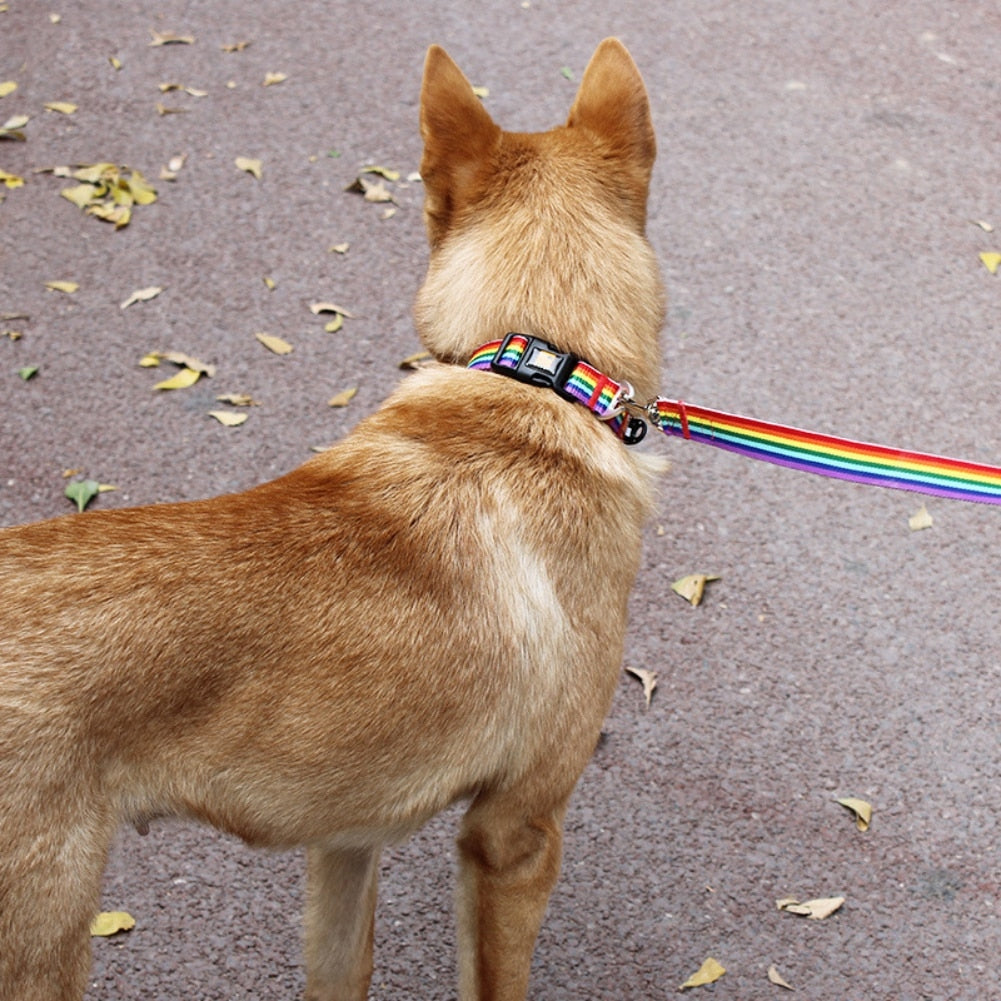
2 1 1000 997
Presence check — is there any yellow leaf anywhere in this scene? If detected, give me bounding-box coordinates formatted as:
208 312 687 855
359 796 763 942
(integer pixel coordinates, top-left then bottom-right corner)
361 164 400 181
255 332 292 355
235 156 262 179
679 957 726 990
120 285 163 309
836 796 873 832
399 350 433 370
263 276 276 290
327 387 357 408
0 168 23 188
160 351 215 376
109 56 122 70
221 40 252 52
329 242 349 254
777 896 845 920
625 666 657 708
979 252 1001 274
471 85 489 99
153 367 200 390
44 101 77 114
0 81 16 97
45 279 78 293
208 410 248 426
767 965 794 990
309 301 354 317
908 505 933 531
72 162 116 183
138 352 161 367
86 202 131 228
90 911 135 937
262 71 287 86
149 30 195 46
60 183 96 208
324 315 343 333
215 393 259 406
671 573 720 607
128 171 157 205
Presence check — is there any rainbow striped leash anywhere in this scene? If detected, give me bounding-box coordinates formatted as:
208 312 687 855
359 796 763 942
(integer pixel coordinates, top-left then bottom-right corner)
470 334 1001 506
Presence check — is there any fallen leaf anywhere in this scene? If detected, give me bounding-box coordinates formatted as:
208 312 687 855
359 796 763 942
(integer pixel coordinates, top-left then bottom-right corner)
324 314 343 333
90 911 135 937
980 252 1001 275
120 285 163 309
0 81 16 97
360 164 400 181
153 367 201 390
215 393 259 406
399 350 433 369
109 56 122 71
671 573 720 607
471 85 489 99
345 175 394 203
138 352 161 367
0 113 29 139
45 279 78 293
679 957 726 990
908 505 933 531
777 896 845 920
160 351 215 376
155 102 188 116
255 332 292 355
836 796 873 832
310 301 354 318
221 40 251 52
625 666 657 708
235 156 262 179
263 276 276 290
329 242 349 254
0 168 23 188
65 479 100 512
208 410 248 426
167 153 187 172
972 219 994 233
149 30 195 46
263 71 287 86
48 12 60 23
767 965 794 990
327 387 357 408
44 101 77 114
17 365 38 380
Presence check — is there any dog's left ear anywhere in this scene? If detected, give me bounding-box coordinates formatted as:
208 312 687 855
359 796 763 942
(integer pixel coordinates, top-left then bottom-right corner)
567 38 656 179
420 45 501 246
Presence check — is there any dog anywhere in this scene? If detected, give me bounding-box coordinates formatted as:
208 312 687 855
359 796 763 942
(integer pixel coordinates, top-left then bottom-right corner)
0 37 664 1001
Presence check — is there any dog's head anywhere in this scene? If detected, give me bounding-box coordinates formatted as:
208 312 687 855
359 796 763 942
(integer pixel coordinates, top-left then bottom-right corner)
415 38 665 402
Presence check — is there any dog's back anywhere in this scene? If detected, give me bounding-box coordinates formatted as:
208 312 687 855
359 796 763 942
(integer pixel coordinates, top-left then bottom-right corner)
0 39 664 1001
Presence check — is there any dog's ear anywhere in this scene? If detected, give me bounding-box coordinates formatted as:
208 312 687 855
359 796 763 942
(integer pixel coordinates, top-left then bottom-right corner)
420 45 501 246
566 38 655 179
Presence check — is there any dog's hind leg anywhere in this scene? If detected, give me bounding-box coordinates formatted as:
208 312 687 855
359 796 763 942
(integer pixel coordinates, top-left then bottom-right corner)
303 844 381 1001
454 790 569 1001
0 810 115 1001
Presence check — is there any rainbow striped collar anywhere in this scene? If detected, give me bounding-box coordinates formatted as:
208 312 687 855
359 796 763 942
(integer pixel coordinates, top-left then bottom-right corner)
468 334 647 444
469 334 1001 505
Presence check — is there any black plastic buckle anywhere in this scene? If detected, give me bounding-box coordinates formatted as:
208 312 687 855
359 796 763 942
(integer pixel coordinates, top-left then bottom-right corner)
620 416 647 446
490 333 579 402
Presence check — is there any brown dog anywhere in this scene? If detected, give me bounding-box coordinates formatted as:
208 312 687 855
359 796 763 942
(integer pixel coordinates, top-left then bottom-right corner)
0 38 664 1001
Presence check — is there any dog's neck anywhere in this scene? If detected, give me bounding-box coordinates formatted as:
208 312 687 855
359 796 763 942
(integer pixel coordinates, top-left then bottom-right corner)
467 333 647 445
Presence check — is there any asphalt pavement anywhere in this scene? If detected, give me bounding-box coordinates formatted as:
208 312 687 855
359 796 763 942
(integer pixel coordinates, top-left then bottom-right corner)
2 1 1000 998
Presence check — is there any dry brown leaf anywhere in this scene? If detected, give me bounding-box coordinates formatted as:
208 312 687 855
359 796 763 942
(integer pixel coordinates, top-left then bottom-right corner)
255 332 292 355
679 957 726 990
777 896 845 920
328 387 358 408
671 573 720 607
120 285 163 309
235 156 262 179
836 796 872 832
221 40 251 52
208 410 248 427
399 350 434 370
767 965 794 990
625 666 657 708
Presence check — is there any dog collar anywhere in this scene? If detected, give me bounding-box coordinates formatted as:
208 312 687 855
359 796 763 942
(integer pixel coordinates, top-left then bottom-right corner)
467 333 647 445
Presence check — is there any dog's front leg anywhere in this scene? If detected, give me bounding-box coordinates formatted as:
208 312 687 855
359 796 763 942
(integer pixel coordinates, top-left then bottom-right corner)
455 792 568 1001
303 844 380 1001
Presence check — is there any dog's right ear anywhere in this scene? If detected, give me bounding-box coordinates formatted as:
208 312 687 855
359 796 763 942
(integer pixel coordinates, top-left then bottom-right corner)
419 45 501 247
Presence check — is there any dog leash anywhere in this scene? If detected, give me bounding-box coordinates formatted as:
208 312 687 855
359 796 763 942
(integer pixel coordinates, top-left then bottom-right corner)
469 333 1001 506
